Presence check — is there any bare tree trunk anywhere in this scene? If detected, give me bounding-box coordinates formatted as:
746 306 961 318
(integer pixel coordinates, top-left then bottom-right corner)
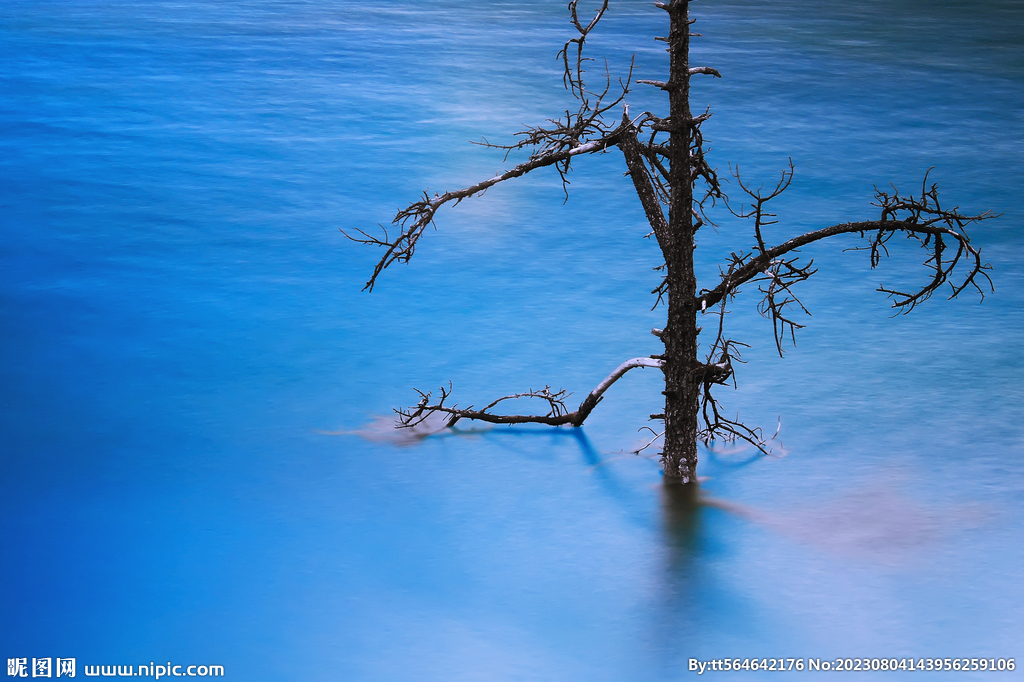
661 0 699 484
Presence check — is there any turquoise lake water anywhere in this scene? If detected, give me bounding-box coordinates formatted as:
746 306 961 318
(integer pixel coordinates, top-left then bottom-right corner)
2 1 1023 679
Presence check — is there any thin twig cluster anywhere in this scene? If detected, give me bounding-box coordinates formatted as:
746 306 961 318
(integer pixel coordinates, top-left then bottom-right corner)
865 170 995 312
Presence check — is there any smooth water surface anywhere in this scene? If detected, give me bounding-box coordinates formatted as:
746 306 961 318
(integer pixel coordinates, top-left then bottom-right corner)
2 1 1023 679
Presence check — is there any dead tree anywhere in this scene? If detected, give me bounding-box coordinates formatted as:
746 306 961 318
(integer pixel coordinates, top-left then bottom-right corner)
346 0 993 484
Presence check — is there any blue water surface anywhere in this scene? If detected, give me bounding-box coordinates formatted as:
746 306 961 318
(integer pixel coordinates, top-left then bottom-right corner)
2 1 1023 679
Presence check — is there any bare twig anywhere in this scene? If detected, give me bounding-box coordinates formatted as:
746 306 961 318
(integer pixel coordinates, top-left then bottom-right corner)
633 426 665 455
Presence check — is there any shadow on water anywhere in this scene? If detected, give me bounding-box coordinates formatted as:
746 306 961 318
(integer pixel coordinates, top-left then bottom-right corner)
380 420 769 649
702 442 766 471
650 481 727 656
660 481 704 574
652 478 777 657
472 424 666 531
341 414 658 519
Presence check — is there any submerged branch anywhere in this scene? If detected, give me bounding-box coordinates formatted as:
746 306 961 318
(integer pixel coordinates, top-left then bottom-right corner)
396 357 664 429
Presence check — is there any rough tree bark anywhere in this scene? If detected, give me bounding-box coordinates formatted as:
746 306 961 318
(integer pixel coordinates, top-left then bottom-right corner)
346 0 993 484
661 0 700 482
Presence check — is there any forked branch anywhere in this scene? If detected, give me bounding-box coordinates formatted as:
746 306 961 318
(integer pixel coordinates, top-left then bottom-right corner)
560 0 610 100
702 175 994 338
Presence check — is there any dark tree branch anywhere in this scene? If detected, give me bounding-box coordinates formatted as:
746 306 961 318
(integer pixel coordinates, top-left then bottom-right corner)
690 116 724 227
342 125 626 291
618 110 670 250
396 357 663 429
699 180 993 318
561 0 609 100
